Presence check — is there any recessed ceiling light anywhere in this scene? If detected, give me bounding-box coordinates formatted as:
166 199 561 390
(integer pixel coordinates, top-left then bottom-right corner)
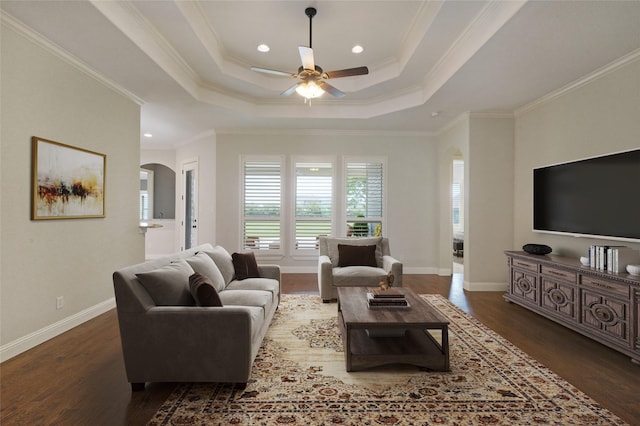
352 45 364 54
143 133 153 138
431 111 440 117
257 44 270 53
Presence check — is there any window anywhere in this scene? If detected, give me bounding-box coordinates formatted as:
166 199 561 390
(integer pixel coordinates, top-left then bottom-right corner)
452 183 461 224
452 159 464 235
139 169 153 221
242 159 282 250
345 160 384 237
294 161 333 251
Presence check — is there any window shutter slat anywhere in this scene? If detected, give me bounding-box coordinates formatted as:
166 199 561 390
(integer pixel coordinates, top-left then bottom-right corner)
243 160 282 250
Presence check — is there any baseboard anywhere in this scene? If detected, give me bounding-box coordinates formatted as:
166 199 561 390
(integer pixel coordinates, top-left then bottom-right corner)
0 298 116 363
280 266 442 274
463 280 508 292
280 266 317 273
406 267 440 275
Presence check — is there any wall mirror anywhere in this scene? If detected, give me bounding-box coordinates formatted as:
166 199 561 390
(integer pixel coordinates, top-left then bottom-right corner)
140 163 175 220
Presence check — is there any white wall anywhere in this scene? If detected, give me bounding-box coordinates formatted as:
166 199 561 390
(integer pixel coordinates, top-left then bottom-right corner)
1 21 143 360
436 115 470 275
140 149 178 257
435 114 515 290
176 133 217 250
466 115 514 290
514 56 640 258
215 132 437 273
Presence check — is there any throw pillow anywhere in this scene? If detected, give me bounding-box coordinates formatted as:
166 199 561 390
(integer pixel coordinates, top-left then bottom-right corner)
189 273 223 307
232 251 260 280
202 246 236 285
327 237 383 267
136 260 196 306
337 244 378 267
185 252 226 292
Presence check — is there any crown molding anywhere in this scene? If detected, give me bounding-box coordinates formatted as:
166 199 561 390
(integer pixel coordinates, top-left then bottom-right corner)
420 0 528 105
1 11 144 106
215 128 433 138
515 48 640 116
90 0 200 98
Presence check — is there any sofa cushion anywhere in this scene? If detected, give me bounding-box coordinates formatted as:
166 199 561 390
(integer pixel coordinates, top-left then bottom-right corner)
203 246 235 285
232 251 260 280
226 277 280 303
327 237 383 267
337 244 377 267
186 252 226 292
136 260 196 306
218 290 272 319
188 273 223 307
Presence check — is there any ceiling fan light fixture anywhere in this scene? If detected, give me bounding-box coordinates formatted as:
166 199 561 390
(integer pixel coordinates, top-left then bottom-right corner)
295 80 325 99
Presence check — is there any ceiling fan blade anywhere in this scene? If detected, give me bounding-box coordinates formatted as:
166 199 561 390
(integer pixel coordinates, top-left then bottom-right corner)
324 66 369 79
281 83 300 96
298 46 315 71
317 80 346 98
251 66 295 77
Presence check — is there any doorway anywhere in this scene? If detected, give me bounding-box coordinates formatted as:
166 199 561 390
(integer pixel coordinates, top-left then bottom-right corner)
182 160 198 250
452 158 464 275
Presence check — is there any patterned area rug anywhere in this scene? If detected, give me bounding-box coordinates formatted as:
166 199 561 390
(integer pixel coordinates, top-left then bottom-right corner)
147 294 626 425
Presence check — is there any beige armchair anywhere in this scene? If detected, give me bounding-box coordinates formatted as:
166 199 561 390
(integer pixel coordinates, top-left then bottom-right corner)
317 236 403 302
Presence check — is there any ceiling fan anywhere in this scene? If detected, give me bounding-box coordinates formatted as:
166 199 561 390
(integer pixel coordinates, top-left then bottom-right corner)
251 7 369 100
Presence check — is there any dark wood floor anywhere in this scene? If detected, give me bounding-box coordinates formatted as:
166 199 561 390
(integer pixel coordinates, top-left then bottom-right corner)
2 273 639 425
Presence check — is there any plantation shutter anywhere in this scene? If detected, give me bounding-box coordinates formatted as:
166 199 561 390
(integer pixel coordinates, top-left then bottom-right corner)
295 162 332 250
243 160 281 250
346 161 384 237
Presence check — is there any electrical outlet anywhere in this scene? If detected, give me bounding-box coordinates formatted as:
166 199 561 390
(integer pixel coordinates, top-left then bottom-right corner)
56 296 64 310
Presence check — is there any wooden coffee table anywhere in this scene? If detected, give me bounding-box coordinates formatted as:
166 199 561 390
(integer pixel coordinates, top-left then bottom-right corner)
337 287 450 372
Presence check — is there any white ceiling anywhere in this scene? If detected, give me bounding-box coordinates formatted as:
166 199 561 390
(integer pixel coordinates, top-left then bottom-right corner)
2 0 640 149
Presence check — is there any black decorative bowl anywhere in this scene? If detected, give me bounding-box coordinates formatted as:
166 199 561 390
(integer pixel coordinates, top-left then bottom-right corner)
522 244 552 255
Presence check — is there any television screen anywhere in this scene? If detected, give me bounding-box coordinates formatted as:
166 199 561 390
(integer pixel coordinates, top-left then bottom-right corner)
533 149 640 242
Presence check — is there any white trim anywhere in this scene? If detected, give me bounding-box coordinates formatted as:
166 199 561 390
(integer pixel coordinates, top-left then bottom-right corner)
1 11 144 106
463 280 508 292
0 298 116 363
515 48 640 116
409 267 441 275
216 128 433 137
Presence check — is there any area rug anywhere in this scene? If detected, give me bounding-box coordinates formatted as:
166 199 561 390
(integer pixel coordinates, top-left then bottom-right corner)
147 294 626 425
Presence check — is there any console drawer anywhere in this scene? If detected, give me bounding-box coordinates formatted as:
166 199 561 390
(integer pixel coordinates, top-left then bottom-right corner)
541 265 576 283
510 258 538 273
580 275 629 298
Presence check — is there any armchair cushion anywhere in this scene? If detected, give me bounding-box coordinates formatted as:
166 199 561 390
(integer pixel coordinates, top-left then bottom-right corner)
189 273 223 307
337 244 377 267
136 260 196 306
186 252 226 292
232 252 260 280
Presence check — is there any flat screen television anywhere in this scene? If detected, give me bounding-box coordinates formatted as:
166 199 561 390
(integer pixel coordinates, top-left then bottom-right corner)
533 148 640 242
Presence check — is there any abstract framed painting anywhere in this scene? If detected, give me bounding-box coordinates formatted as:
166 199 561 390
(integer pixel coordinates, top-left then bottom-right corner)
31 137 106 220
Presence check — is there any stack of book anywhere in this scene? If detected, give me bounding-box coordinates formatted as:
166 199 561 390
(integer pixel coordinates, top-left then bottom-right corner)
589 245 640 273
366 288 408 308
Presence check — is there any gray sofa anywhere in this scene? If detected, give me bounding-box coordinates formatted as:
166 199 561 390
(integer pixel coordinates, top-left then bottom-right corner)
112 243 280 390
318 236 403 302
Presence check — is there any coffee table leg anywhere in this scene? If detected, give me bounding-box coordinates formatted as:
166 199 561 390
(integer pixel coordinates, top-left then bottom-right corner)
345 325 352 372
442 324 450 372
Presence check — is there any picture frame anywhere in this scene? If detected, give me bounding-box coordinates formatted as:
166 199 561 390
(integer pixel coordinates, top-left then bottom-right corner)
32 137 106 220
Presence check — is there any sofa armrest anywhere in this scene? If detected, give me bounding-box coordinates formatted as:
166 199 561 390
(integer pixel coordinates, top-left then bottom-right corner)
382 255 403 288
318 255 334 300
118 306 258 383
257 264 281 282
